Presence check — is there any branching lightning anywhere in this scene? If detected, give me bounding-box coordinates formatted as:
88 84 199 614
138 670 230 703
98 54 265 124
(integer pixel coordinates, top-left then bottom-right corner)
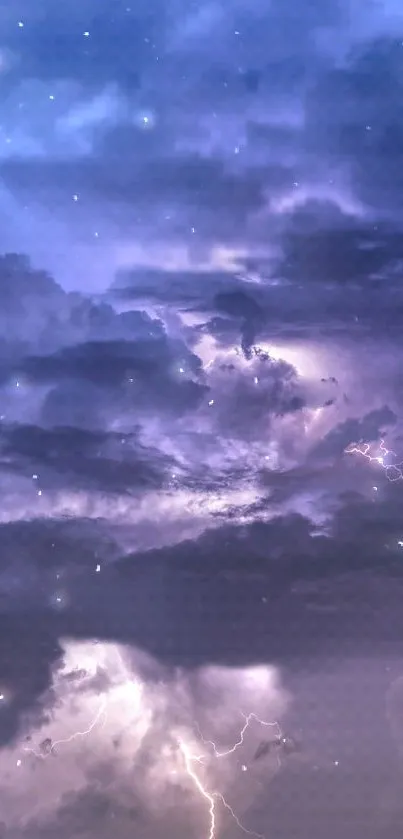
178 741 218 839
23 698 107 759
178 712 283 839
21 649 143 763
345 438 403 482
196 711 282 758
17 647 283 839
178 739 265 839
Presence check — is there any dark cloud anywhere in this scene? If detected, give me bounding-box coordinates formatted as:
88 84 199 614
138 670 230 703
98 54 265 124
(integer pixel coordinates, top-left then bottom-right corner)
0 154 269 245
311 406 397 460
21 338 199 384
207 351 306 439
20 340 207 427
308 37 403 213
0 424 176 493
212 290 262 321
111 266 253 307
0 494 403 678
0 620 62 747
277 204 403 286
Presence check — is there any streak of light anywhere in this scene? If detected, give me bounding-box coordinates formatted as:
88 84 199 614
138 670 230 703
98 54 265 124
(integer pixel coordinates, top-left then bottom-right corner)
196 711 282 758
22 648 139 762
178 711 283 838
18 646 283 839
23 699 107 759
345 438 403 482
178 739 264 839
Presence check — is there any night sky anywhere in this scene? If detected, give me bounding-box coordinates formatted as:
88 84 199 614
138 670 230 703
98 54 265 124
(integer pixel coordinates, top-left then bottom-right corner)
2 1 403 837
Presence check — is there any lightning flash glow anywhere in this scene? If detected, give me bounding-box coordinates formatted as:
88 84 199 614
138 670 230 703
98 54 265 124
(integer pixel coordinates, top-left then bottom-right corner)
196 711 282 758
345 438 403 482
3 643 287 838
23 699 108 759
179 712 283 839
179 738 265 839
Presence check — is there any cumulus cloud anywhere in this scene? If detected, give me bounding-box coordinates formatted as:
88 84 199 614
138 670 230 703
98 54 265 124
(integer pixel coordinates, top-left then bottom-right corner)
0 249 401 558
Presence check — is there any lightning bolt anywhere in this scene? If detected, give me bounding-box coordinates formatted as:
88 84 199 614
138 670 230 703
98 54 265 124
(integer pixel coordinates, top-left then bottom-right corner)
179 741 217 839
345 438 403 482
178 712 283 839
23 698 107 759
22 648 141 762
178 739 265 839
18 647 281 838
196 711 283 758
18 643 148 770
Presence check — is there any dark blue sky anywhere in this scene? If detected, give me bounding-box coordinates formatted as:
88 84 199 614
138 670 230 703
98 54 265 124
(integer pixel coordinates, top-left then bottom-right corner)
2 2 403 838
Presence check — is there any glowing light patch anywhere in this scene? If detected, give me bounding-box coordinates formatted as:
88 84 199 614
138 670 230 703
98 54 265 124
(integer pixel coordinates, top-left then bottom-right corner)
257 342 322 379
195 335 326 381
0 642 288 836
